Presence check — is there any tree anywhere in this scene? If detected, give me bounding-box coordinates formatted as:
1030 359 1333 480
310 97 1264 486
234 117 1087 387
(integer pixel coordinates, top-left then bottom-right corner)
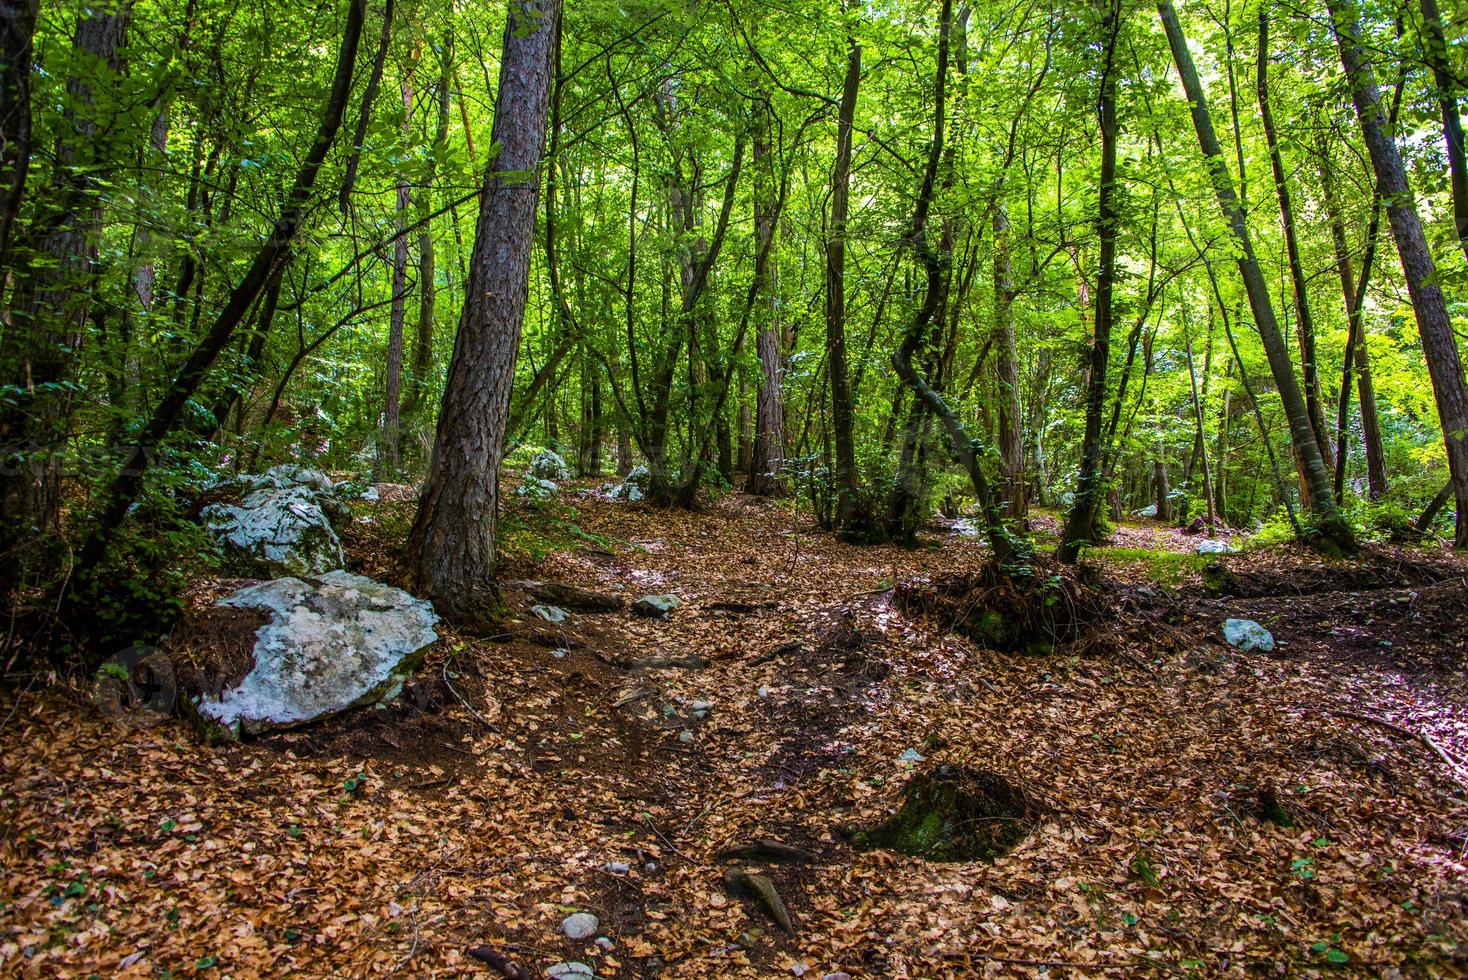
408 0 561 620
1329 0 1468 548
1156 0 1354 555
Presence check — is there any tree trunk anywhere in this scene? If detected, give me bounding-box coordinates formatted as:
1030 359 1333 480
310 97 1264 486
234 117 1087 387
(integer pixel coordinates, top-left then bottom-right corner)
1058 0 1121 564
403 38 453 423
826 36 863 533
1 4 130 548
380 70 416 477
1419 0 1467 261
1318 140 1387 502
992 202 1025 518
1158 0 1354 554
1330 0 1468 549
339 0 394 214
408 0 560 619
71 0 369 602
1257 11 1331 471
0 0 35 271
747 96 786 496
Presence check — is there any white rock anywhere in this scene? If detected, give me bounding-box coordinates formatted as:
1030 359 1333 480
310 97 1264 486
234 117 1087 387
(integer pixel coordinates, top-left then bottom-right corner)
546 962 596 980
202 485 345 577
530 450 573 481
899 748 925 764
531 604 570 623
1196 539 1236 555
610 465 651 501
561 912 600 941
517 477 560 500
1222 618 1274 653
197 571 439 734
632 594 681 619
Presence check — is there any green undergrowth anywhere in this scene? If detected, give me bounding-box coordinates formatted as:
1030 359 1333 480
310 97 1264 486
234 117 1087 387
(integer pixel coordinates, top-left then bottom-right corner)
1082 546 1213 586
498 501 625 563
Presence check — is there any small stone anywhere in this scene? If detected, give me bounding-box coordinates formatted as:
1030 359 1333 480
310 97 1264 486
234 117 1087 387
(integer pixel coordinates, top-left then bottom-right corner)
552 649 567 659
531 604 570 623
690 699 711 712
546 962 596 980
595 937 614 952
791 962 809 977
1222 618 1274 653
561 912 600 941
1196 539 1236 555
678 731 694 744
632 594 682 619
602 861 630 873
899 748 925 764
822 974 853 980
757 686 770 698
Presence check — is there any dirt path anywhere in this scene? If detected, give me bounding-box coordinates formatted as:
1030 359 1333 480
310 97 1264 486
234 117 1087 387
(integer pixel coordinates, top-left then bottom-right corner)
2 490 1466 977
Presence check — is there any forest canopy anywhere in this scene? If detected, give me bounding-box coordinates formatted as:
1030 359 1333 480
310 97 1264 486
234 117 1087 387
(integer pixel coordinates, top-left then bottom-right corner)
0 0 1465 645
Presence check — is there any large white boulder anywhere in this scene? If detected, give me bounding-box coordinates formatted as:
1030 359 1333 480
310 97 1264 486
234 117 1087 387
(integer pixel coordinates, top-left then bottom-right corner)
610 464 651 501
202 485 346 577
1222 617 1274 653
198 571 439 734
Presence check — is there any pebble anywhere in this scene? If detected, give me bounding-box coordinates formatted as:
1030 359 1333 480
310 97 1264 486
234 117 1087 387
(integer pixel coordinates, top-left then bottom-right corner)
602 861 631 873
678 731 694 744
561 912 600 941
595 937 614 951
546 963 595 980
757 686 770 698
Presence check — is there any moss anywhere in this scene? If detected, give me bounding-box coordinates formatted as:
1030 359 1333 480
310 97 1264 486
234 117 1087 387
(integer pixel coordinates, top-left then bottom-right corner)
855 765 1036 863
1085 547 1213 587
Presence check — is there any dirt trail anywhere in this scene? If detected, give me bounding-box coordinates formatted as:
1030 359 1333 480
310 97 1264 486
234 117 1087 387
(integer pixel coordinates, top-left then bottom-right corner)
2 490 1466 977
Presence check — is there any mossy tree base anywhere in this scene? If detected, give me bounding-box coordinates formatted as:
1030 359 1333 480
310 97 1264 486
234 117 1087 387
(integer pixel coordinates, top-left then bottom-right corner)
853 765 1038 862
896 559 1098 653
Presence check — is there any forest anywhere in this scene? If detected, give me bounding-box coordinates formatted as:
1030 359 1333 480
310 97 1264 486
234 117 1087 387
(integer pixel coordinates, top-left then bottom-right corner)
1 0 1467 975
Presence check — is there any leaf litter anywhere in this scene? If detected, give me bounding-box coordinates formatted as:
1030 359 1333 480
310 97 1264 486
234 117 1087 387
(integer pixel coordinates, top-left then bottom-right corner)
2 487 1466 977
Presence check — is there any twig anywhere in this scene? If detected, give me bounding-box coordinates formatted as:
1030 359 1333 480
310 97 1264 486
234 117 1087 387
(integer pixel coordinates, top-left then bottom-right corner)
442 662 498 731
1324 709 1468 791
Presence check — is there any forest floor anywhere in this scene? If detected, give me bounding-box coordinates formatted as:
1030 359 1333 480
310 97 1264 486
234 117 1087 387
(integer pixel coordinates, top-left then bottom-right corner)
3 485 1468 978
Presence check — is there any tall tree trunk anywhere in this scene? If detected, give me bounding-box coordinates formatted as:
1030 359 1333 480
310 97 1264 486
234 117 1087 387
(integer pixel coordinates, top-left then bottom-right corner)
339 0 395 214
1158 0 1354 554
403 38 453 422
747 96 786 496
826 36 863 534
380 68 416 477
1184 325 1217 534
1419 0 1467 261
71 0 369 606
1 4 130 551
408 0 560 619
1257 11 1332 471
1330 0 1468 548
0 0 35 272
992 201 1025 517
1058 0 1121 564
1318 139 1387 501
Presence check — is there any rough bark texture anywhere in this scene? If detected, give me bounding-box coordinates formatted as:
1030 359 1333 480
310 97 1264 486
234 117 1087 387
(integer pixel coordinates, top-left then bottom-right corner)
0 0 33 270
408 0 560 619
1418 0 1467 261
1 4 129 549
380 71 415 476
747 99 786 496
1058 1 1120 565
1158 0 1353 554
1330 0 1468 548
826 38 862 533
992 202 1025 518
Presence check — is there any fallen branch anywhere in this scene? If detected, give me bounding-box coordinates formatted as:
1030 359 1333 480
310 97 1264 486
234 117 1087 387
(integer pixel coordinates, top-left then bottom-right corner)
1324 709 1468 790
466 945 532 979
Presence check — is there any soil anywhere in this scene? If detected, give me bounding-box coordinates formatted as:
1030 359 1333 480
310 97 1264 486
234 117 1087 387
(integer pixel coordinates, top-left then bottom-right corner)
2 486 1466 977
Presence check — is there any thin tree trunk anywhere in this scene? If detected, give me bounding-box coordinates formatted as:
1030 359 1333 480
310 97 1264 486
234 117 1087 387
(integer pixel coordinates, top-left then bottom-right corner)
826 36 862 533
1184 325 1216 534
408 0 560 619
0 0 36 272
403 39 453 422
339 0 395 214
1419 0 1467 261
1058 0 1121 564
747 95 786 496
71 0 369 603
380 69 416 477
992 201 1025 518
1158 0 1354 553
1330 0 1468 549
1257 11 1331 470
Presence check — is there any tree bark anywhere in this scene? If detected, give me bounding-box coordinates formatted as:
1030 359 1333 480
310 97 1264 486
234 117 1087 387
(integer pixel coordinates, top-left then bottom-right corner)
1257 11 1331 471
0 0 37 272
408 0 560 619
380 69 416 477
1330 0 1468 548
1419 0 1467 261
71 0 369 601
1158 0 1354 554
747 96 786 496
1058 0 1121 564
992 202 1025 517
826 36 863 533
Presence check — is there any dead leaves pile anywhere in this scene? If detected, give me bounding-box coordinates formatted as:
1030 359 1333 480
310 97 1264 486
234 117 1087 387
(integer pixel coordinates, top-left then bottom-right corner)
2 489 1466 977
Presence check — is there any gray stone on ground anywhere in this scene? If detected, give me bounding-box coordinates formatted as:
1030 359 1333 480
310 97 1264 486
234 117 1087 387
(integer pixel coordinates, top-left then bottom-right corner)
546 963 596 980
202 484 346 577
530 604 570 624
610 464 651 501
1196 539 1236 555
517 476 559 500
530 449 573 481
632 594 682 619
1222 618 1274 653
197 571 439 734
560 912 600 940
1133 504 1159 518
